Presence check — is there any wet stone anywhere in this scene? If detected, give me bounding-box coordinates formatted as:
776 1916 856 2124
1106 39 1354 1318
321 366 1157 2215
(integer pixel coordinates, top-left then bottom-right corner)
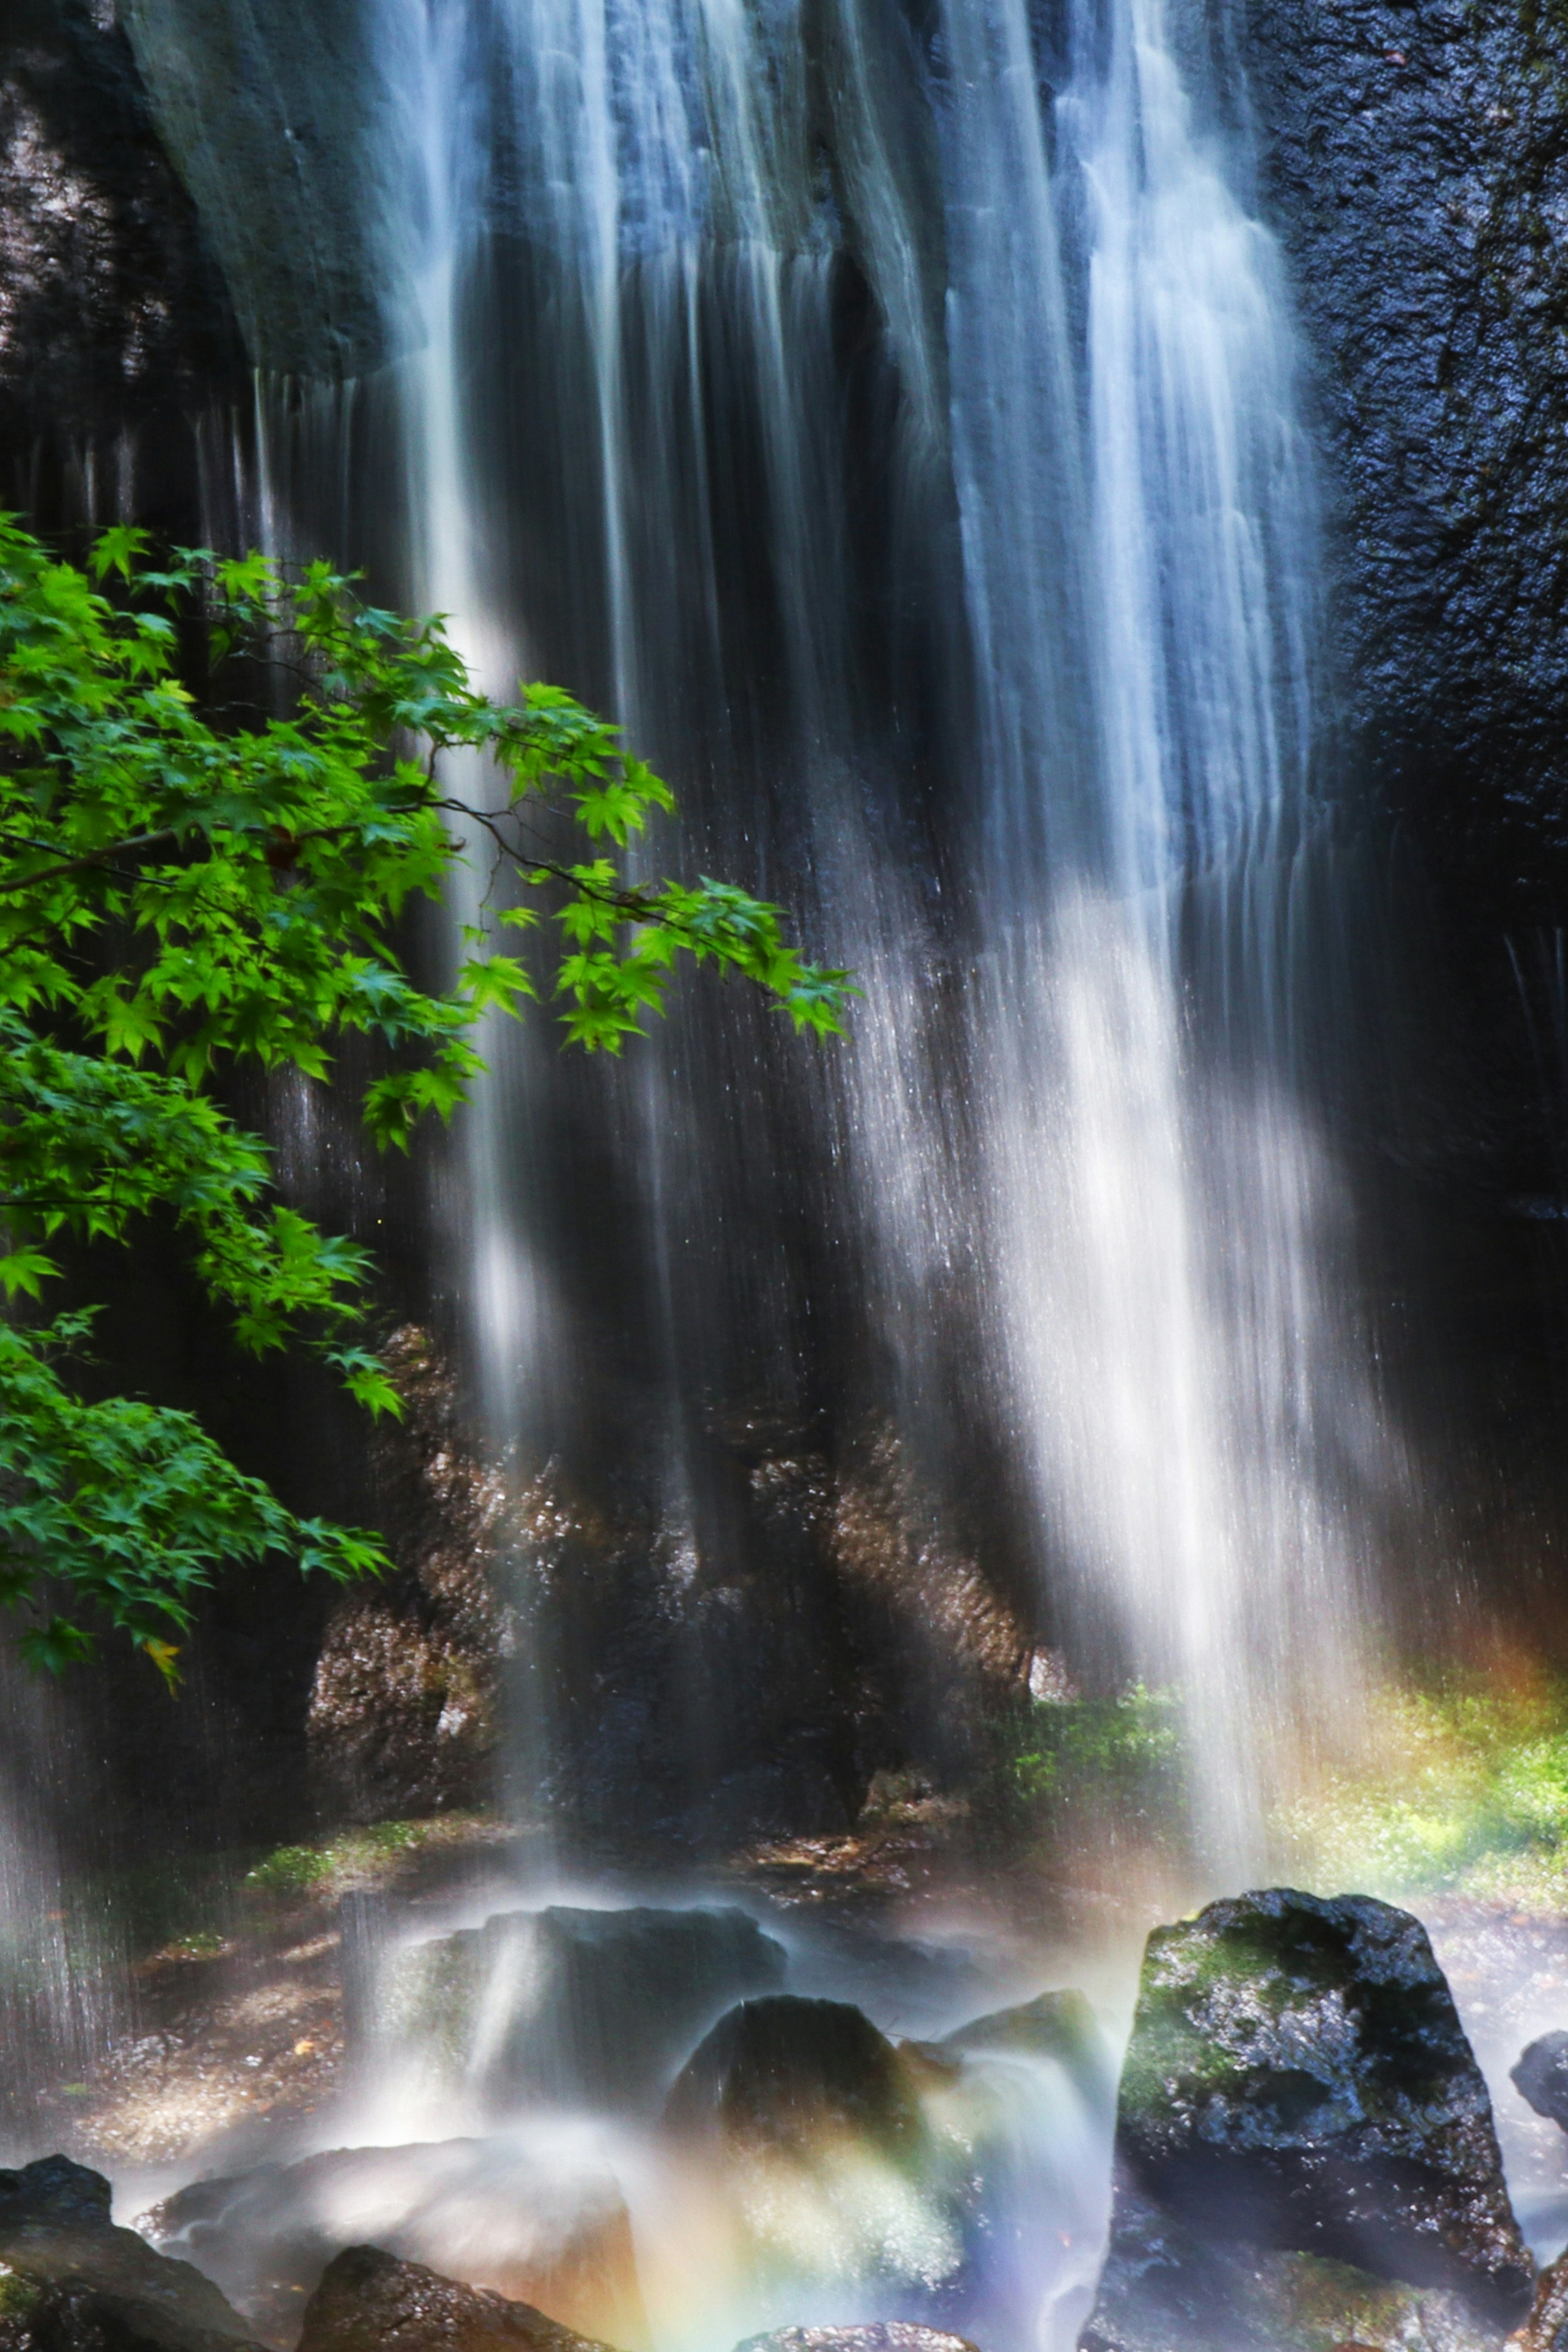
1511 2253 1568 2351
0 2155 263 2352
1512 2036 1568 2137
733 2330 980 2352
382 1904 785 2112
294 2248 616 2352
1080 2179 1509 2351
665 1995 927 2163
935 1988 1112 2101
143 2138 642 2349
1080 1889 1534 2350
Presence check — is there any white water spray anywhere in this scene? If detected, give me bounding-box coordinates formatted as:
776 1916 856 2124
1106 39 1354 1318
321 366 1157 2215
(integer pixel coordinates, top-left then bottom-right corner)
354 0 1401 1872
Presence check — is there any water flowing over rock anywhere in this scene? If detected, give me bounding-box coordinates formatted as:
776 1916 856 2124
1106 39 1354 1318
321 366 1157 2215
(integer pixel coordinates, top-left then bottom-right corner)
1080 1889 1533 2350
666 1995 928 2160
0 2156 263 2352
143 2141 642 2350
294 2247 615 2352
382 1904 784 2111
933 1989 1111 2103
666 1991 1109 2338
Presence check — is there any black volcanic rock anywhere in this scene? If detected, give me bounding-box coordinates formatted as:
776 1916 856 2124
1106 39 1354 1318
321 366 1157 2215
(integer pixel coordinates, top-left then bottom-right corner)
1512 2031 1568 2135
1080 1889 1532 2350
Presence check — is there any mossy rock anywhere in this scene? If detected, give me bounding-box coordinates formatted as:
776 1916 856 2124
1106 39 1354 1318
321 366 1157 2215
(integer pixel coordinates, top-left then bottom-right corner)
1082 1889 1532 2346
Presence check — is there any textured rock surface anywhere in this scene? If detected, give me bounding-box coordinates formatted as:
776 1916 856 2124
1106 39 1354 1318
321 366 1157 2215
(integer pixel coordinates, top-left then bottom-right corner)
307 1330 506 1824
385 1903 785 2110
0 2155 263 2352
935 1988 1111 2101
1512 2031 1568 2135
733 2331 978 2352
1081 2186 1507 2352
1512 2252 1568 2351
0 0 243 515
118 0 390 376
144 2140 642 2351
1245 0 1568 909
1080 1889 1532 2348
294 2248 612 2352
665 1995 927 2161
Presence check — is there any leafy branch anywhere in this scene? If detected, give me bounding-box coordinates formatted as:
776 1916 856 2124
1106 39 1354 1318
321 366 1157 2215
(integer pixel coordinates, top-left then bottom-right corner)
0 517 853 1676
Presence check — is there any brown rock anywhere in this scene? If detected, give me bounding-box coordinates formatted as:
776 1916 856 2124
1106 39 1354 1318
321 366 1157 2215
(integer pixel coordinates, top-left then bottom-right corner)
144 2138 645 2350
1511 2255 1568 2351
295 2248 617 2352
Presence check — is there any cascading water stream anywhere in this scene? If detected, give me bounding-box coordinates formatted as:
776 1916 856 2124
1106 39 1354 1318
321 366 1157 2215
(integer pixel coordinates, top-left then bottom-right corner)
345 0 1403 1872
960 0 1395 1866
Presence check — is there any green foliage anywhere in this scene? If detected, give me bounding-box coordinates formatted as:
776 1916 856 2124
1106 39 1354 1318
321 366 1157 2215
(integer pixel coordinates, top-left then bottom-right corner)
244 1816 450 1897
1277 1679 1568 1904
988 1684 1187 1832
0 517 852 1671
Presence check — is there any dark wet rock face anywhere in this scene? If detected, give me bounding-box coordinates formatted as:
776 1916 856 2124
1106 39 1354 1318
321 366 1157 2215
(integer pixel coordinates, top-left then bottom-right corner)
294 2248 610 2352
385 1904 785 2111
0 2155 263 2352
308 1333 508 1824
1081 1890 1532 2351
1512 2031 1568 2135
116 0 390 377
1245 0 1568 910
0 0 243 519
665 1995 927 2162
1082 2204 1509 2352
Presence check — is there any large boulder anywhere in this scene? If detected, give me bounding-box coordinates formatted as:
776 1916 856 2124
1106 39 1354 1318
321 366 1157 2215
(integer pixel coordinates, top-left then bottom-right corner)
934 1989 1111 2104
1512 2034 1568 2137
294 2247 615 2352
0 2156 263 2352
665 1994 1105 2342
1080 1890 1533 2351
143 2139 641 2350
382 1904 784 2112
666 1997 927 2162
664 1996 962 2311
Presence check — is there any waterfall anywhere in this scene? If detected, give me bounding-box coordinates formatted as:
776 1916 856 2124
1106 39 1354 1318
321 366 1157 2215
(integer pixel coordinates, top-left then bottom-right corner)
958 0 1392 1864
318 0 1403 1871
